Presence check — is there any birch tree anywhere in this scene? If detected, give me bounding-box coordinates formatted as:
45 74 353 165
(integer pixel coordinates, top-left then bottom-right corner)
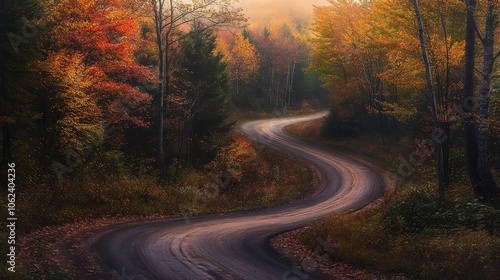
411 0 447 202
474 0 500 196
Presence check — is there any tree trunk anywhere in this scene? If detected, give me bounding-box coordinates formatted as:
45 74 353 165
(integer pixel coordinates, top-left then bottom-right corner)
438 5 451 188
463 0 482 195
476 0 500 197
153 0 165 172
288 60 296 108
157 53 165 171
412 0 446 203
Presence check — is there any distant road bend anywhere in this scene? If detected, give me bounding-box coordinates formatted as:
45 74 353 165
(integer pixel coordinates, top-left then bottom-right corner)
97 111 385 280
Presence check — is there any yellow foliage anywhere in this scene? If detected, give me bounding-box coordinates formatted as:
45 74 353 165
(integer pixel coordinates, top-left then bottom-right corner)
39 51 104 154
309 0 468 124
207 134 258 182
230 35 260 84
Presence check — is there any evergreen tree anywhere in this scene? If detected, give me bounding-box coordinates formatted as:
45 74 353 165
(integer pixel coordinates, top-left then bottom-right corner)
170 23 231 163
0 0 43 174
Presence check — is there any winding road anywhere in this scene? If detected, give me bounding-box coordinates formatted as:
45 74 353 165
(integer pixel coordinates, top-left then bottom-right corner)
96 112 385 280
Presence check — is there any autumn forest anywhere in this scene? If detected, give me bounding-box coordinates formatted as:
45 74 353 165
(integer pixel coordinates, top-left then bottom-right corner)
1 0 500 279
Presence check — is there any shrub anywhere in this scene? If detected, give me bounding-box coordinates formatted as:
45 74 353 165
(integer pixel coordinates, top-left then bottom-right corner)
382 190 444 234
383 190 500 235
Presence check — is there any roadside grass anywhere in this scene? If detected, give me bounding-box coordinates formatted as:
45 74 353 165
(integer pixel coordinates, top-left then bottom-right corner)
16 133 309 232
169 133 310 215
287 119 500 280
7 131 310 280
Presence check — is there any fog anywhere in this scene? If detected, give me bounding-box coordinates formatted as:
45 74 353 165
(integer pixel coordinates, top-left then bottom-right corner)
237 0 330 24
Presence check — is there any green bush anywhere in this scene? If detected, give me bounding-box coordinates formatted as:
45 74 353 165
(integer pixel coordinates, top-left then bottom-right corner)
383 190 500 234
382 191 445 233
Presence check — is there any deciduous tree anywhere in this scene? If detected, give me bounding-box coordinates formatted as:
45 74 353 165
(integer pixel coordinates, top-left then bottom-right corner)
474 0 500 197
411 0 446 202
228 34 259 96
39 0 153 156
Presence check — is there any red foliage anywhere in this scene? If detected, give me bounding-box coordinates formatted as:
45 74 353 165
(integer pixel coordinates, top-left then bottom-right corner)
45 0 154 127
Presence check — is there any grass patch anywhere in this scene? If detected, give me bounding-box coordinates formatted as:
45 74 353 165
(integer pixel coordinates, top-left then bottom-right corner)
303 210 500 279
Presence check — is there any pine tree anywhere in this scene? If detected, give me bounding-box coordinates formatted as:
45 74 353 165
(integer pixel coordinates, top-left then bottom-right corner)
170 23 230 163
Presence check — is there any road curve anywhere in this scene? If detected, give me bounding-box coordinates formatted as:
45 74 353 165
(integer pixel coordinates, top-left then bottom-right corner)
96 112 384 280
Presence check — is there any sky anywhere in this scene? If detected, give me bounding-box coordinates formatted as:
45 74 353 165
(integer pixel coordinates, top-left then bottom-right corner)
237 0 330 25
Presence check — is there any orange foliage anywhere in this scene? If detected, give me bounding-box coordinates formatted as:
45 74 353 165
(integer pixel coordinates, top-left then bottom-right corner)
41 0 154 127
309 0 467 123
207 133 259 183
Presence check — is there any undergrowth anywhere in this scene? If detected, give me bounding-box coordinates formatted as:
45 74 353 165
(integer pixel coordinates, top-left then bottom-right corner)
5 132 310 280
288 119 500 280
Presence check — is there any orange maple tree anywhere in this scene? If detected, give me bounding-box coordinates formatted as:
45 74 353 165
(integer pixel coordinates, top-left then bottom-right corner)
38 0 154 154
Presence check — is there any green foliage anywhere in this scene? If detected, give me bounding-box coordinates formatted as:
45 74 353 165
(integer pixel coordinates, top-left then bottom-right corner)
173 23 231 136
169 23 232 163
305 203 500 279
383 190 500 234
383 190 443 234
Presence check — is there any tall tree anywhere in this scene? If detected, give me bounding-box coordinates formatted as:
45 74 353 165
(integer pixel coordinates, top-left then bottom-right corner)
228 34 259 96
39 0 153 157
149 0 245 172
309 0 389 131
463 0 483 195
462 0 500 198
411 0 446 202
475 0 500 196
170 23 230 164
253 23 302 111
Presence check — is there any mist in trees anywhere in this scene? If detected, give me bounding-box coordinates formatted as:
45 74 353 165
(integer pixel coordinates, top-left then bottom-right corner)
149 0 245 172
3 0 498 207
308 0 500 200
0 0 328 194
